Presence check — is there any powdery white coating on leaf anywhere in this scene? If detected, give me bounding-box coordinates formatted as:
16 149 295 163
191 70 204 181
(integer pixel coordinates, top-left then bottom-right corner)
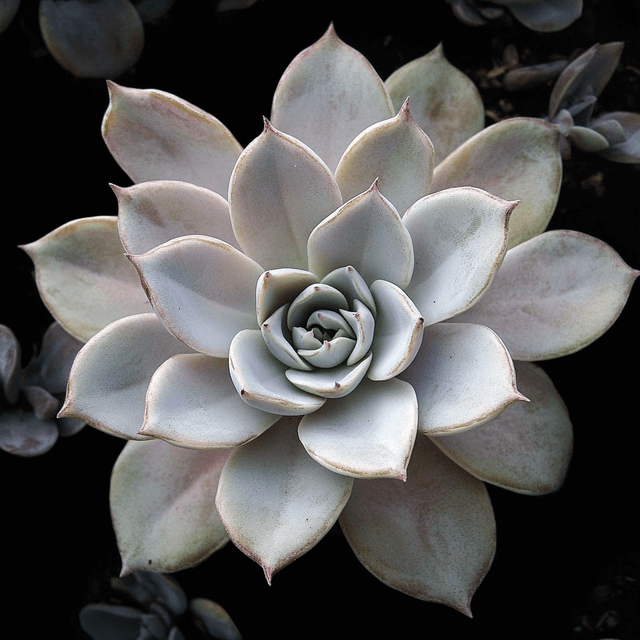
508 0 583 33
114 180 240 256
400 323 526 435
111 439 231 575
340 435 496 614
21 217 152 343
367 280 424 381
431 117 562 250
455 230 640 360
432 360 572 495
129 235 263 358
334 99 435 216
229 120 342 271
403 186 516 325
142 353 279 448
256 268 319 325
228 330 326 415
102 83 242 196
215 417 353 583
307 181 414 289
271 24 395 173
298 377 418 480
385 43 485 165
60 313 193 439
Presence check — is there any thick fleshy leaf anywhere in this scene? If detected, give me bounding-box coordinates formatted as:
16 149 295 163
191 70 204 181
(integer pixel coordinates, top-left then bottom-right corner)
141 353 279 448
22 322 83 394
0 411 59 457
385 44 484 164
367 280 424 381
228 330 326 415
228 120 342 271
102 83 242 196
285 353 373 398
432 361 572 494
298 377 417 479
23 385 59 420
0 324 21 405
270 24 394 172
340 435 495 614
129 236 263 357
593 112 640 163
549 42 623 120
261 304 313 371
0 0 20 34
189 599 242 640
114 180 239 256
215 417 353 582
321 266 377 316
256 268 318 325
431 118 562 250
455 230 639 360
403 187 516 324
21 217 152 343
334 99 434 215
111 439 231 574
39 0 143 79
307 181 414 288
341 299 375 364
286 283 348 330
567 125 610 152
400 323 526 435
508 0 582 32
60 313 193 439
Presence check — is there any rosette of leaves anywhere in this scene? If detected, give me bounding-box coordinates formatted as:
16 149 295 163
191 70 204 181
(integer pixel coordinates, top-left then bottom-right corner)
445 0 582 32
79 571 242 640
0 322 84 456
504 42 640 162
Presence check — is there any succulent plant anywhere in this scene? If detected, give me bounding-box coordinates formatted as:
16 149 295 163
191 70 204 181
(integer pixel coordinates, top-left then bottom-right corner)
22 26 637 614
0 322 84 456
504 42 640 162
445 0 583 32
80 571 242 640
0 0 176 78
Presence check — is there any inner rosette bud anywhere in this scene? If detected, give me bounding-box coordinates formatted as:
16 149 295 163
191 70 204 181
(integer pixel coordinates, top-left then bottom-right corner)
260 267 376 399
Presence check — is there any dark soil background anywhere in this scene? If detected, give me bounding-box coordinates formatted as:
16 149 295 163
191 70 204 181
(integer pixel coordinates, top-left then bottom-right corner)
2 1 639 638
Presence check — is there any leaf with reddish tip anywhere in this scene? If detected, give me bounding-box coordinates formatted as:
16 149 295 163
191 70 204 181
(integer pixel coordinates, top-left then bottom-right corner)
129 236 263 357
114 180 240 256
215 417 353 583
111 439 231 574
298 377 417 480
229 120 342 271
21 217 152 343
334 99 434 216
142 353 279 448
60 313 193 439
431 117 562 250
455 230 639 360
432 361 572 495
400 323 526 435
271 24 394 172
307 182 414 289
102 83 242 196
385 44 484 164
403 187 515 325
340 435 496 615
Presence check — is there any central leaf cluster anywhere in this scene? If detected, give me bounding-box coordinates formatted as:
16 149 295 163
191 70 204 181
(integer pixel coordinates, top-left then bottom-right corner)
260 266 377 399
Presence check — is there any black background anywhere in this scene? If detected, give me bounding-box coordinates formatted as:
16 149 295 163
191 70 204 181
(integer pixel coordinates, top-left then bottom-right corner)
2 1 639 638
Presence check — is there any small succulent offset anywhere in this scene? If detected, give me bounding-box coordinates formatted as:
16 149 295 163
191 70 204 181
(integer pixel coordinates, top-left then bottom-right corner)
0 0 176 79
0 322 84 457
80 571 242 640
505 42 640 161
23 26 638 613
445 0 582 32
